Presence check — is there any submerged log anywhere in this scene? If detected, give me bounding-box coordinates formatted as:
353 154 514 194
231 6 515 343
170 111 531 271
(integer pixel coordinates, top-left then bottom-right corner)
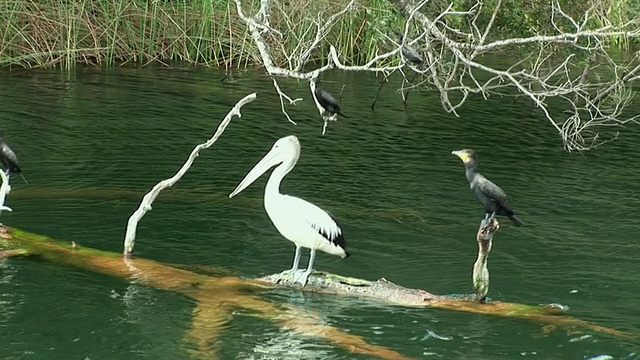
0 225 413 360
0 224 635 353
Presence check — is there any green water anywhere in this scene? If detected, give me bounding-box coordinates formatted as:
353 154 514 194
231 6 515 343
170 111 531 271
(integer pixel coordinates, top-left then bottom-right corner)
0 66 639 360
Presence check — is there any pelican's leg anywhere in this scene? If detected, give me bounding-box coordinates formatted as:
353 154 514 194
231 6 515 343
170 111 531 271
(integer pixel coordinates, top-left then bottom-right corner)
281 246 302 275
294 248 316 287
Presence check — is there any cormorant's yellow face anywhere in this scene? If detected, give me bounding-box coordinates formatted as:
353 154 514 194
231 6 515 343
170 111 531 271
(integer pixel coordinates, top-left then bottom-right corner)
451 150 472 164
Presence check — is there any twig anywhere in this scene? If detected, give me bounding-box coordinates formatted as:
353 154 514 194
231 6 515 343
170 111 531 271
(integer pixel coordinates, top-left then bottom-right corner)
234 0 406 133
0 171 13 214
123 93 258 256
389 0 640 151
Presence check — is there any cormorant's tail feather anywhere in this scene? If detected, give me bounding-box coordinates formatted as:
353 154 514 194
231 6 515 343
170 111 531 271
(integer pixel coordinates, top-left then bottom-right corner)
19 173 28 184
508 214 524 226
337 111 349 118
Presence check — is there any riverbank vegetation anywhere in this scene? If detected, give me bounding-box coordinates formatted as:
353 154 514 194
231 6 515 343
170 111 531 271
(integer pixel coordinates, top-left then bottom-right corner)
1 0 638 151
0 0 637 69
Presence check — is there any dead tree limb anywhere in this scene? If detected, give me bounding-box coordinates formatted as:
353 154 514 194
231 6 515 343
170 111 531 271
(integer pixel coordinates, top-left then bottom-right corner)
473 217 498 303
236 0 639 151
1 226 412 360
123 93 257 256
233 0 431 133
0 169 13 214
0 225 634 345
387 0 639 151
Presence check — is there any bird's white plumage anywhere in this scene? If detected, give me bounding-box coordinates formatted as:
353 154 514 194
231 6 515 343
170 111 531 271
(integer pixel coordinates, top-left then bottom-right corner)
265 194 346 257
229 135 348 285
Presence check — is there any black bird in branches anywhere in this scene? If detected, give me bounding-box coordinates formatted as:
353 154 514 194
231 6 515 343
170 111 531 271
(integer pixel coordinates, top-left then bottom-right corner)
0 131 27 184
452 149 523 226
314 80 348 118
393 30 424 66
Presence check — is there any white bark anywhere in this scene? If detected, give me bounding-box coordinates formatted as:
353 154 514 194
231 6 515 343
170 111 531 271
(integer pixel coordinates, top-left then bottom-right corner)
0 171 12 214
122 93 258 256
235 0 639 151
234 0 412 133
393 0 639 151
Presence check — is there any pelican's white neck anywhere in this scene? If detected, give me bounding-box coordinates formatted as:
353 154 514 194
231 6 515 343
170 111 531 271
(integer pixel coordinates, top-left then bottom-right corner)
265 156 297 199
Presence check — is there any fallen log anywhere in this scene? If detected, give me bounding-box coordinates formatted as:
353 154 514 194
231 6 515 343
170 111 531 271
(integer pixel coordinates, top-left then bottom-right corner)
0 224 635 360
0 225 414 360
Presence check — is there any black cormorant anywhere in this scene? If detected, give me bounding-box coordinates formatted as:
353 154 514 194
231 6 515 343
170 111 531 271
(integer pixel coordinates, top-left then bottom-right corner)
0 131 26 183
452 149 523 226
392 30 424 66
314 80 348 118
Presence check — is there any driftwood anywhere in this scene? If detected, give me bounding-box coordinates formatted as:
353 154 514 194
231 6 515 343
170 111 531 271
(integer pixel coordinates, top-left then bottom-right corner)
0 226 413 360
0 224 635 360
123 92 257 256
473 217 497 302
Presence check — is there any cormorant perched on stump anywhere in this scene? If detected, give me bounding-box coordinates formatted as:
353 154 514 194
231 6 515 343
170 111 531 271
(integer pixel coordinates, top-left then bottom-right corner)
0 131 26 183
392 30 424 66
314 80 348 118
452 149 523 226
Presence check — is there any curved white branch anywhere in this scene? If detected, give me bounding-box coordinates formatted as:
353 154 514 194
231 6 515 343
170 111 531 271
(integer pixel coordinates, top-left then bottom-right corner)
0 171 12 214
123 93 258 256
235 0 408 133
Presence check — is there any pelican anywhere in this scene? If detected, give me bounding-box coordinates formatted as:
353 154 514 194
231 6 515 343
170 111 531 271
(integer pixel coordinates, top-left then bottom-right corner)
229 135 349 286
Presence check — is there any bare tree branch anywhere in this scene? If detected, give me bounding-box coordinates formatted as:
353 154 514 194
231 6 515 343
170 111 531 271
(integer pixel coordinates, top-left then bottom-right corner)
123 93 257 256
0 171 13 214
234 0 422 133
235 0 638 150
388 0 639 151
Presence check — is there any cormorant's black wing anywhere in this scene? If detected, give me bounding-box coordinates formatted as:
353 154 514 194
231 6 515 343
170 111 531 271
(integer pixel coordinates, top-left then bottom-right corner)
402 45 423 65
0 143 20 171
316 87 339 107
476 175 514 213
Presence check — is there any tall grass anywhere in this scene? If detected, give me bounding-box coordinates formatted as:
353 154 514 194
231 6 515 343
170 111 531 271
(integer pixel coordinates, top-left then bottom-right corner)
0 0 400 69
0 0 636 69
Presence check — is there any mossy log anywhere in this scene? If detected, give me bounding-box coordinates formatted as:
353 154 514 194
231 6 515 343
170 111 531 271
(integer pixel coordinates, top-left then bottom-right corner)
0 224 635 360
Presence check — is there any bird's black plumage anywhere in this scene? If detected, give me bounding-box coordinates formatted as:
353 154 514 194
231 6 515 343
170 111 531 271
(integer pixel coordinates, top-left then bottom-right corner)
452 149 524 226
311 212 350 258
314 81 348 118
0 132 21 175
393 30 424 65
0 131 27 184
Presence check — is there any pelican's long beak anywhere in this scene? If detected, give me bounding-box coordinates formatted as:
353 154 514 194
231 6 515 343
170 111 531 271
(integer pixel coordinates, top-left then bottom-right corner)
451 150 469 162
229 148 282 198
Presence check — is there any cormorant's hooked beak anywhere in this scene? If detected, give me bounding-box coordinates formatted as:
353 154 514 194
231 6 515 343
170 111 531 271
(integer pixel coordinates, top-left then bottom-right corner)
229 147 282 198
451 149 471 163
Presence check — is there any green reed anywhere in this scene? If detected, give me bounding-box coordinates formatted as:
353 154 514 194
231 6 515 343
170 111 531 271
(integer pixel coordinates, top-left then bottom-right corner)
0 0 635 69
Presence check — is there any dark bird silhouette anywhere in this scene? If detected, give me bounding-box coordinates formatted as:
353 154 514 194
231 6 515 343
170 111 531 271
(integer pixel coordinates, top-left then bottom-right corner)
452 149 523 226
392 30 424 65
314 80 348 118
0 131 27 184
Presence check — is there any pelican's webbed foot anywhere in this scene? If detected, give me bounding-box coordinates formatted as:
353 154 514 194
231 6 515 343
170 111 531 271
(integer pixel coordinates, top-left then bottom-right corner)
280 268 299 275
278 269 303 284
292 269 313 287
